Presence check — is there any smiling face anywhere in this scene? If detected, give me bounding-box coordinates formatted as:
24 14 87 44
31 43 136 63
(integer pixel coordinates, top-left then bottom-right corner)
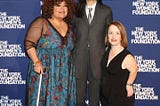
108 24 122 47
52 1 68 20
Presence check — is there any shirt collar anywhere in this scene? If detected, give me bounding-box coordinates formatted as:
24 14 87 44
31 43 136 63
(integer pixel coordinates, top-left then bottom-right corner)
86 1 97 9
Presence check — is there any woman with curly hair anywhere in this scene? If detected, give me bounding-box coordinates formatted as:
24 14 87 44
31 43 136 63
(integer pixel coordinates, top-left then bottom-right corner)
24 0 76 105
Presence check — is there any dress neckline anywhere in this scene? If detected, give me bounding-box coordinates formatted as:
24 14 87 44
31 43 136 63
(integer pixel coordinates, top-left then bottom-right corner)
46 18 69 38
106 48 125 68
45 18 71 45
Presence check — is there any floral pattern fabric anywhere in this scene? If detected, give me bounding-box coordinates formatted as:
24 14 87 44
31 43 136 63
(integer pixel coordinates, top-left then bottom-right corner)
26 18 76 106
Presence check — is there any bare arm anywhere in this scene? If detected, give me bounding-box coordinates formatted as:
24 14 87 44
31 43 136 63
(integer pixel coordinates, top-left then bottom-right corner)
123 54 138 97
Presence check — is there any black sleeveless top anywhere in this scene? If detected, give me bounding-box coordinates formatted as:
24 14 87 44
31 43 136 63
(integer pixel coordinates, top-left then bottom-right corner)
102 47 131 75
100 47 135 106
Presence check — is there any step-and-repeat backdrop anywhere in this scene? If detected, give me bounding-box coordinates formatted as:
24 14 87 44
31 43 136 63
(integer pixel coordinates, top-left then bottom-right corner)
0 0 159 106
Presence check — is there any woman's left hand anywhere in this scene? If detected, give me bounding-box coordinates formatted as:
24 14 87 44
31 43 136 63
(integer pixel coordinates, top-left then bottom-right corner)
126 85 134 97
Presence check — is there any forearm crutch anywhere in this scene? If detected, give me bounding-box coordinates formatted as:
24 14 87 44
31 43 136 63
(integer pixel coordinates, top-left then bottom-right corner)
36 73 42 106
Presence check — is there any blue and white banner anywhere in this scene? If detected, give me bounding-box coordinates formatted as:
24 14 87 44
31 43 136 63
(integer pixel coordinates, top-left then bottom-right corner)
0 0 41 105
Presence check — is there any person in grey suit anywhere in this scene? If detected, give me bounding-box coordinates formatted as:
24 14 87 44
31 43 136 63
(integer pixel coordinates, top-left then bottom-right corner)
72 0 113 105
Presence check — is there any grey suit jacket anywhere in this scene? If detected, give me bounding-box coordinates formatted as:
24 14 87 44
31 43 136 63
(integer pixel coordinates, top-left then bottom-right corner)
73 3 113 79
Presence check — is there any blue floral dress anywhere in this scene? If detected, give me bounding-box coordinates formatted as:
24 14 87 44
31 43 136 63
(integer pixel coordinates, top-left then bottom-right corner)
25 17 76 106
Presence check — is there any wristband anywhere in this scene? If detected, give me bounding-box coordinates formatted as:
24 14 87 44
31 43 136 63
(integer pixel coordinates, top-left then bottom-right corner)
126 83 133 86
33 60 41 66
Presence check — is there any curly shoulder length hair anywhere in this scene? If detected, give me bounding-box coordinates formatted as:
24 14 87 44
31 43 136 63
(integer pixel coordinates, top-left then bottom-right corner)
41 0 75 23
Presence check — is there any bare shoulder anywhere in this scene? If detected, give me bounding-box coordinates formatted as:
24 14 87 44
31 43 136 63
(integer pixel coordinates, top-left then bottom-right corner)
124 54 137 66
122 54 138 72
125 54 135 61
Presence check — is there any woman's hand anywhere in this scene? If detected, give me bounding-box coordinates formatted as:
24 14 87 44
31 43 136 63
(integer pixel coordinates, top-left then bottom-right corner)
34 62 44 74
126 85 134 97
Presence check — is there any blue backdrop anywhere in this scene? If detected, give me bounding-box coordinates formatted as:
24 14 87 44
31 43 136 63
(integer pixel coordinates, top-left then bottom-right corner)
0 0 159 106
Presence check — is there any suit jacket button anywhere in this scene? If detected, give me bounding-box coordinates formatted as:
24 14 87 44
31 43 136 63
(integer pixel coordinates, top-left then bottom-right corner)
87 44 90 47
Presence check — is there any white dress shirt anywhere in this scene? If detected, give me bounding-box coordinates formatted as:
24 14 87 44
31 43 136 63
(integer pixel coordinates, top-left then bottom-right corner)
85 1 97 22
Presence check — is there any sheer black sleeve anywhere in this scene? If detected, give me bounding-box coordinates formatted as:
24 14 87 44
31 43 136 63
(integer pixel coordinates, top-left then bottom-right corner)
24 17 44 51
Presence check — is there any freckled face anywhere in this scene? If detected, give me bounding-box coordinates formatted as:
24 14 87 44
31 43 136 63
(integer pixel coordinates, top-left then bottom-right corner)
53 1 68 19
108 25 122 46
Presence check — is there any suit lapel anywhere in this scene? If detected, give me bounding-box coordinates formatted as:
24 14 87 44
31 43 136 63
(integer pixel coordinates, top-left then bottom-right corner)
82 9 89 25
90 3 100 25
82 3 100 25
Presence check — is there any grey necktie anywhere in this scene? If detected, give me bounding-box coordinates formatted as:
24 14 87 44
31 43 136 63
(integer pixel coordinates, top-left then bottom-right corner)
88 8 92 24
